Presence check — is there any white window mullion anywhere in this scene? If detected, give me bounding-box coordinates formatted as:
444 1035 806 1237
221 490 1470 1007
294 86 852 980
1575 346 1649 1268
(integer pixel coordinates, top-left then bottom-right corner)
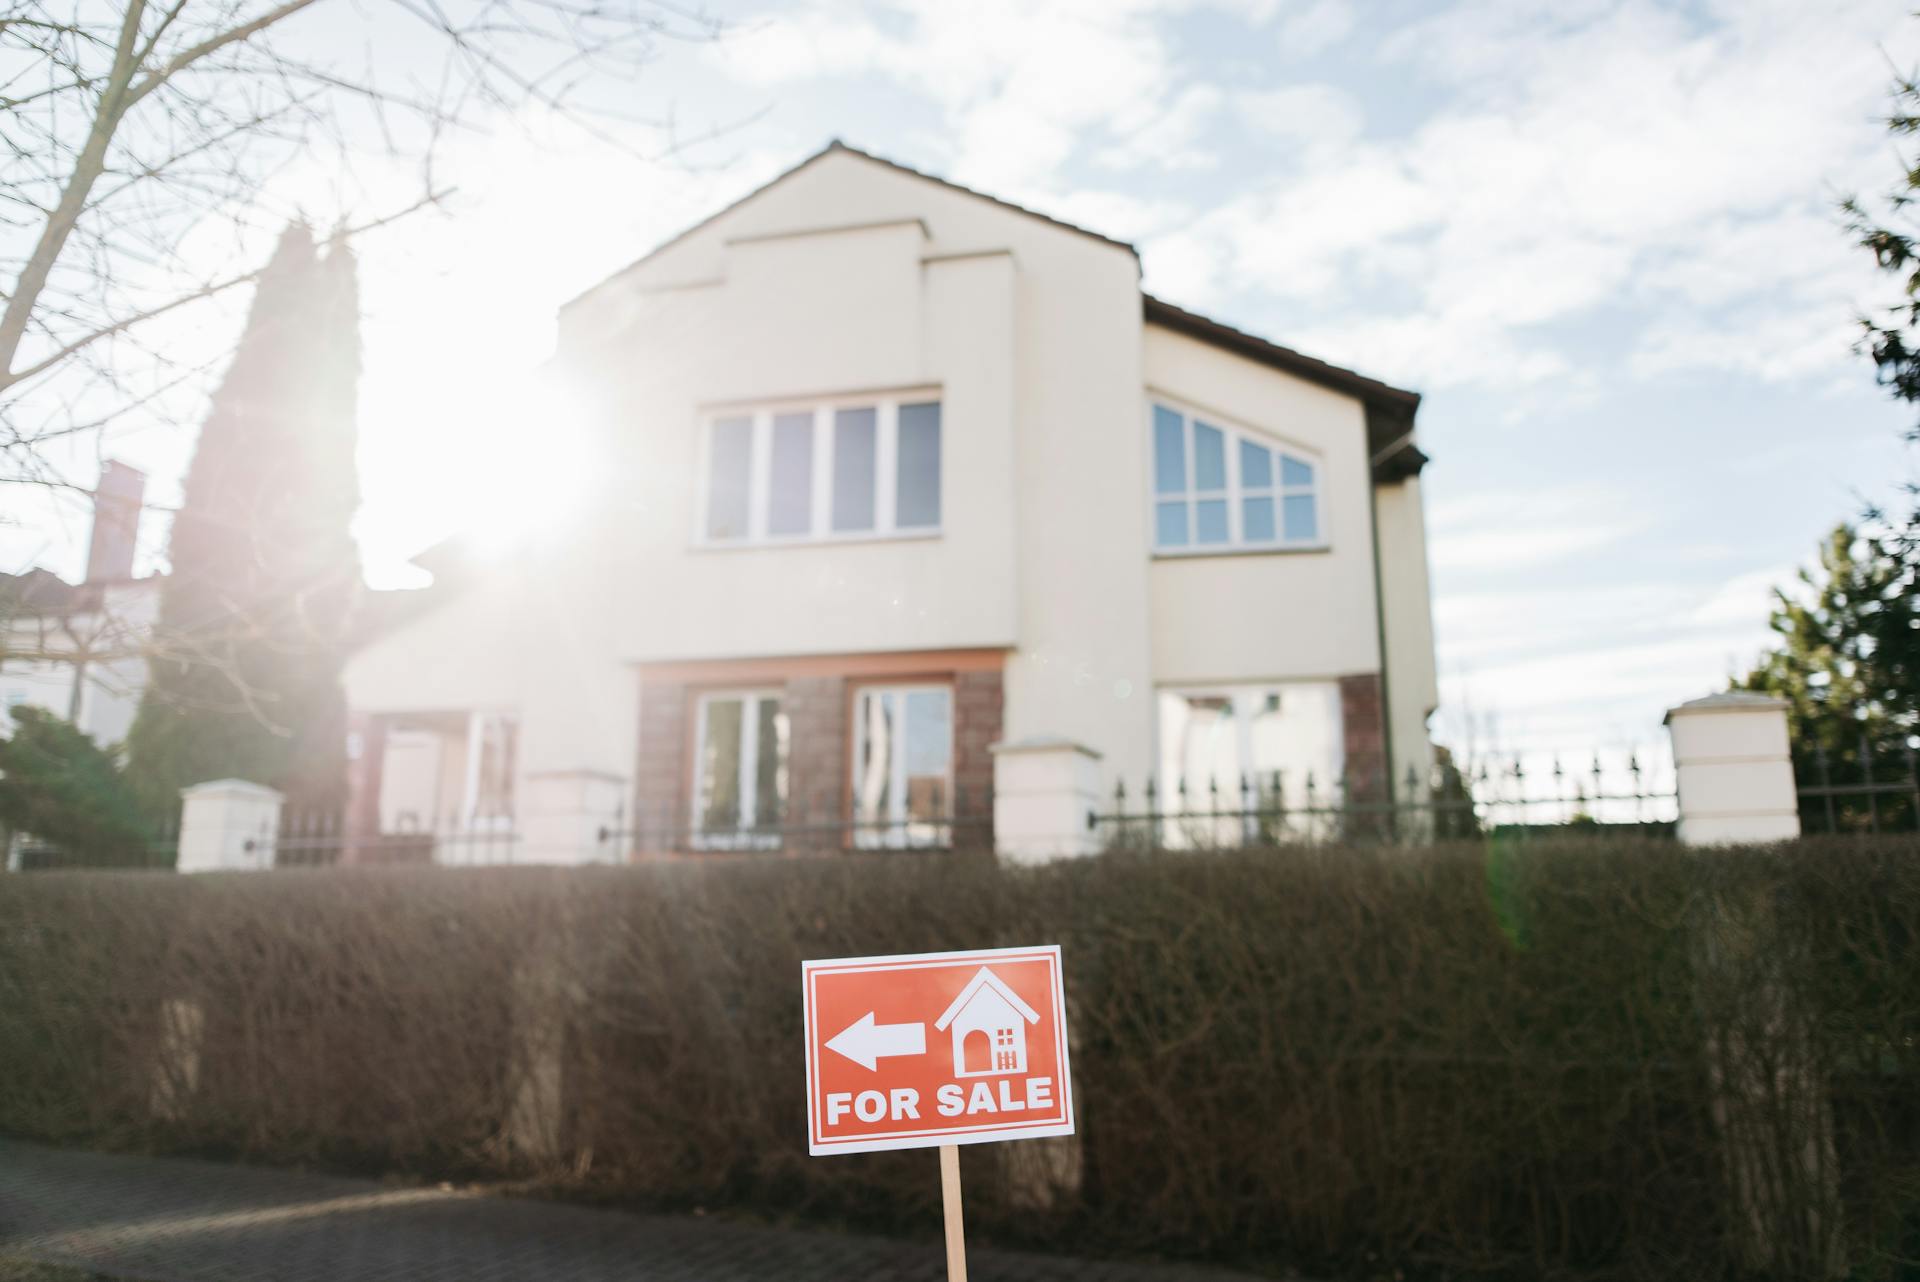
889 691 909 830
1182 413 1197 546
462 710 485 826
738 696 761 831
811 406 832 539
1224 425 1241 545
876 401 898 534
748 413 772 542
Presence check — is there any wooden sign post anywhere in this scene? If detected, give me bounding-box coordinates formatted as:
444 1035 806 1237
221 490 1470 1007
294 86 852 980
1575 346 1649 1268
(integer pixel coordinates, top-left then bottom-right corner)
803 945 1075 1282
940 1143 967 1282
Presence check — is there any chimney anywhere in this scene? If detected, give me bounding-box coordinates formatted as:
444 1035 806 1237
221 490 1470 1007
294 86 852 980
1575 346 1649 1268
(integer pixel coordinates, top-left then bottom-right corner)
85 460 146 584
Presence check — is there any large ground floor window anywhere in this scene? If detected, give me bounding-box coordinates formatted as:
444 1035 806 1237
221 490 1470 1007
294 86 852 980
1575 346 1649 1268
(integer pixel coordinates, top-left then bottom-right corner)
1158 683 1342 843
693 690 789 848
852 684 954 849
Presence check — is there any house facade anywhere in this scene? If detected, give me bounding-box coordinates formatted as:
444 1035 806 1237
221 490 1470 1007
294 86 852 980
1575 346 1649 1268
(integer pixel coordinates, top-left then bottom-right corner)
1 460 157 747
342 142 1438 861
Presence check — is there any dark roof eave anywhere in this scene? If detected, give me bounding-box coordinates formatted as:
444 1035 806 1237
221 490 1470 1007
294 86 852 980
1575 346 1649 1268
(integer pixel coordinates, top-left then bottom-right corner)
1143 294 1420 411
1143 294 1427 480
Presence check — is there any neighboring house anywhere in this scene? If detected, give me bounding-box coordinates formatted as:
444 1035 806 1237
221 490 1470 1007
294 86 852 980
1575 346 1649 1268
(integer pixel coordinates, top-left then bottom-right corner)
342 141 1439 862
0 461 158 745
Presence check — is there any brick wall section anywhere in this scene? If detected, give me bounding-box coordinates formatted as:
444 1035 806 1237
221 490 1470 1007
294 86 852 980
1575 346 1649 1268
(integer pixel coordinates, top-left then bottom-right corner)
1340 672 1388 805
784 676 847 855
634 681 687 852
953 670 1003 840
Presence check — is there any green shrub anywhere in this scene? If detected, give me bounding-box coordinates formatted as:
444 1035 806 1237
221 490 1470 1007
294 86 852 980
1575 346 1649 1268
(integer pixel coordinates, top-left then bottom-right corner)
1 838 1917 1280
0 708 156 866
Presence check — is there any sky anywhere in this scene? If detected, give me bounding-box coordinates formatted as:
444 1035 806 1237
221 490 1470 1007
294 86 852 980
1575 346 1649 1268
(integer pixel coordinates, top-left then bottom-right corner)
8 0 1918 766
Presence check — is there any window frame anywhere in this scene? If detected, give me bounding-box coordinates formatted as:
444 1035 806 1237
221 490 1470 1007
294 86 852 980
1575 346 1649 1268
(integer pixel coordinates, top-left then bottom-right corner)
690 688 789 850
1146 398 1329 556
1154 681 1347 843
461 711 517 832
695 390 943 549
848 681 956 850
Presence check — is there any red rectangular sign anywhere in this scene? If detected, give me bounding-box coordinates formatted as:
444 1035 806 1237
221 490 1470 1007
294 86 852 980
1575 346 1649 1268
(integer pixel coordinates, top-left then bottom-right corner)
803 945 1075 1156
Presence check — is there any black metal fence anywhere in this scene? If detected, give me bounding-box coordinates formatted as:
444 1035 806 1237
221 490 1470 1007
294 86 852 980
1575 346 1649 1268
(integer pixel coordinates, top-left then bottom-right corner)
1094 750 1678 848
1794 732 1920 835
594 784 997 859
273 811 524 867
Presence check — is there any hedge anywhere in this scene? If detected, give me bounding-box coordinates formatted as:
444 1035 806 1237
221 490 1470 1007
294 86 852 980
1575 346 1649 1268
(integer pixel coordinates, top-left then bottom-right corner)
2 837 1918 1280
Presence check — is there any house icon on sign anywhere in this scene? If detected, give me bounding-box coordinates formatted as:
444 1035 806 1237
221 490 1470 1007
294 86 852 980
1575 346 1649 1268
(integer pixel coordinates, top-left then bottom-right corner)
934 966 1041 1078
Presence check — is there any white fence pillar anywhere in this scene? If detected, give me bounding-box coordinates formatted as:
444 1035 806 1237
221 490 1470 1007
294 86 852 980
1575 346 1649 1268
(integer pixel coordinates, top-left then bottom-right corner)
176 779 284 872
992 737 1103 864
1664 693 1800 846
521 769 629 865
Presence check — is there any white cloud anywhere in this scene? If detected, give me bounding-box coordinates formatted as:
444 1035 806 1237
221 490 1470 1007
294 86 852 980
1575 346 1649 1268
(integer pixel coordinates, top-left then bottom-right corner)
706 0 1295 201
1138 0 1917 391
1235 83 1363 149
1095 85 1227 172
1274 0 1355 56
1427 487 1648 574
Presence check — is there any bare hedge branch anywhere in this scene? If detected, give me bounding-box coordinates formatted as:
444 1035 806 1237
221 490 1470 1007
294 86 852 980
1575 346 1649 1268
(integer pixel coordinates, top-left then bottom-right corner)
3 837 1918 1279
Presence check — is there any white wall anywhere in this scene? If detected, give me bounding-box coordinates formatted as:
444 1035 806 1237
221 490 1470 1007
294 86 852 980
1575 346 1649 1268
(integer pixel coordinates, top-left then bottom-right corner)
576 222 1023 664
343 552 635 783
1374 474 1439 781
1141 325 1382 687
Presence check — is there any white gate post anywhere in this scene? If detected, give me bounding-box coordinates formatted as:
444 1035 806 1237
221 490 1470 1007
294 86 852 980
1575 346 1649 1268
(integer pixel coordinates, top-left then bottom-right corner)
521 769 629 865
176 779 284 872
1664 693 1800 846
991 737 1103 864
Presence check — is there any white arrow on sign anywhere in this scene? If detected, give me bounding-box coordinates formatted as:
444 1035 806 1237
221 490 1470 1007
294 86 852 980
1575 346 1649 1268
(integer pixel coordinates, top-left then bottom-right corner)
826 1011 926 1071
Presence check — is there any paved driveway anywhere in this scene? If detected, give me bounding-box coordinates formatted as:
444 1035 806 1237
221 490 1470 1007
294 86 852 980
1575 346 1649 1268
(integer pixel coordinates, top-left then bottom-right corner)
0 1141 1262 1282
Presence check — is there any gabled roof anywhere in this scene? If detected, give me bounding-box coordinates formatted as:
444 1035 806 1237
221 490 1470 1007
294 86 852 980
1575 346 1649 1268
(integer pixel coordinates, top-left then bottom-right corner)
935 967 1041 1030
562 141 1428 478
0 567 89 615
566 140 1139 312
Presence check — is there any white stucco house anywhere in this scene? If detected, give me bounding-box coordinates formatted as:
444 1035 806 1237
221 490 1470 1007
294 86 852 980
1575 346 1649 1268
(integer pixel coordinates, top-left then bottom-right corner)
342 141 1439 862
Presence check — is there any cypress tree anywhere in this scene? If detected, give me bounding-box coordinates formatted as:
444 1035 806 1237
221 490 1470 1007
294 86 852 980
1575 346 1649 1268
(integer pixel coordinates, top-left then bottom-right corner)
125 224 363 822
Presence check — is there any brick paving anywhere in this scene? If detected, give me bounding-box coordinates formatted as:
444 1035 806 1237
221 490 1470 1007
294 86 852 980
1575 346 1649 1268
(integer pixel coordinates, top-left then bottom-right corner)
0 1140 1264 1282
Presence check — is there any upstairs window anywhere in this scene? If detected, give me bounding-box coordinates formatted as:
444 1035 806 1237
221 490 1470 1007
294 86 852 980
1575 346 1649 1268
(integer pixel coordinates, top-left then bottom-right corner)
703 397 941 545
1151 403 1321 553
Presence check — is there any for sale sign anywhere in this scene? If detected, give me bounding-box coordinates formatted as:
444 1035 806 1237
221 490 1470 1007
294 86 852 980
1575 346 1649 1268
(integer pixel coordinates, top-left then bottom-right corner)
803 945 1075 1156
